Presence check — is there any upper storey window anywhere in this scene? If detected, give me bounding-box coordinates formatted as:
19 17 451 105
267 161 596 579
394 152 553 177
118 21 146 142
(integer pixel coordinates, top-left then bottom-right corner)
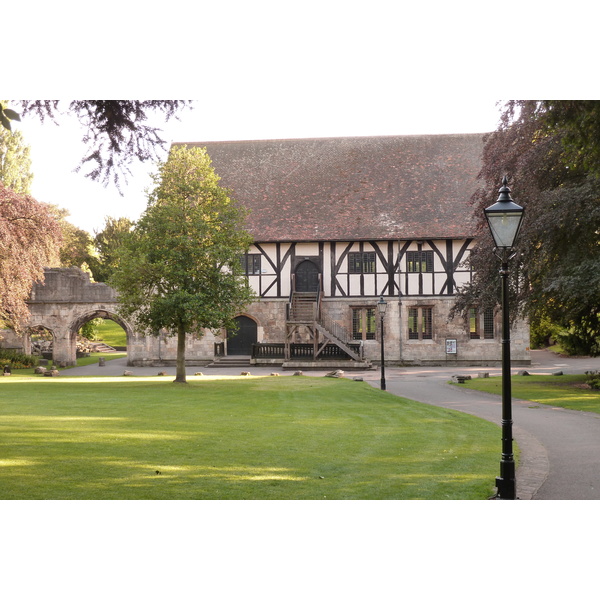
406 250 434 273
348 252 376 274
240 253 262 275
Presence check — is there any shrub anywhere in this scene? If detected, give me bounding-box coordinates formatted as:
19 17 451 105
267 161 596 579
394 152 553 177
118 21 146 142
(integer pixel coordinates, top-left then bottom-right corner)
555 328 600 357
585 370 600 390
78 318 104 341
0 349 39 369
530 316 561 349
530 316 600 356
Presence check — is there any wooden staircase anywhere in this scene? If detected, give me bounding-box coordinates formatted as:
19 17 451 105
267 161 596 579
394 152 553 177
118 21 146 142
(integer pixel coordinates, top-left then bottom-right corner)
313 322 362 362
284 291 372 368
288 292 319 322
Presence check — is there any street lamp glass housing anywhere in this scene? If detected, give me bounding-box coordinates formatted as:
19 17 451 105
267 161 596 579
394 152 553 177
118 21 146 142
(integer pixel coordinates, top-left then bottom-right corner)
377 296 387 315
484 177 524 250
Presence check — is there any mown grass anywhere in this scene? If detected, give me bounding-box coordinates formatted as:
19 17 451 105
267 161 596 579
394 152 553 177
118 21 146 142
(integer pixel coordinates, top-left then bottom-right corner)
459 374 600 414
0 375 500 500
72 352 127 368
95 319 127 348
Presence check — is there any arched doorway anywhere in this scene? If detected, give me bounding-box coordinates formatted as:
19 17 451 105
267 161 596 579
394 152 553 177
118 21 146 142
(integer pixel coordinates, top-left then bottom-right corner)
295 260 320 292
28 326 54 361
70 310 131 363
227 316 257 355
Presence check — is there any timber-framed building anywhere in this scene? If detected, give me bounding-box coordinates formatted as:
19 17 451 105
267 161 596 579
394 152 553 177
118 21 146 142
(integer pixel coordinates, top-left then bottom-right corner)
173 133 530 368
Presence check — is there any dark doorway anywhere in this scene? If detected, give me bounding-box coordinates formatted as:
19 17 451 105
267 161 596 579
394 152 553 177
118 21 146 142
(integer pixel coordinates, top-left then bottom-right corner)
227 316 257 355
295 260 320 292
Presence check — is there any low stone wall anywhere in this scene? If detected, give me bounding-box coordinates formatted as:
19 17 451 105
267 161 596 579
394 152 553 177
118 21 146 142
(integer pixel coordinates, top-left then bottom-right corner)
127 329 222 366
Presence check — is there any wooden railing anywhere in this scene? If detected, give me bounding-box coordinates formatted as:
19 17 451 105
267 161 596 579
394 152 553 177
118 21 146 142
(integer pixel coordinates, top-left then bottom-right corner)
252 342 361 360
252 343 285 359
319 313 354 349
316 284 322 321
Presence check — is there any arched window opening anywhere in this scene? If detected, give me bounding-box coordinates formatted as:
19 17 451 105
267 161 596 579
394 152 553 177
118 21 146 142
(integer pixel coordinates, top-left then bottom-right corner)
29 326 54 360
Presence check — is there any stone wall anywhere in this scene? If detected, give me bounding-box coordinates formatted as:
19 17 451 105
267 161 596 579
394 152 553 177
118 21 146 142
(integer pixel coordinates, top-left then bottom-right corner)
397 297 530 366
3 267 530 367
127 329 223 366
31 267 118 303
0 328 24 351
247 296 530 366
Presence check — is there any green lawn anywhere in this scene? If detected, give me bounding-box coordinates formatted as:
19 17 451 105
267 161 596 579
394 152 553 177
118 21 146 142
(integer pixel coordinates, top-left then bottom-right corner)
71 352 127 368
96 319 127 348
0 375 500 500
460 374 600 414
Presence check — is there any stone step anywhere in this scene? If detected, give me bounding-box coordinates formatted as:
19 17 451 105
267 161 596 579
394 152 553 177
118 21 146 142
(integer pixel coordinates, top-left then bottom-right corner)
92 342 117 353
207 356 252 368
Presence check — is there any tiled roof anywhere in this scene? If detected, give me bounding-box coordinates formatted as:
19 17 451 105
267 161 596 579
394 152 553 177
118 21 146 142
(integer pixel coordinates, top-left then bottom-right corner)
172 133 485 242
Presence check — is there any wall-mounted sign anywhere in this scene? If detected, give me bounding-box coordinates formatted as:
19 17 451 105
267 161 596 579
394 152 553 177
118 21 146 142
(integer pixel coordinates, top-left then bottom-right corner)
446 339 457 355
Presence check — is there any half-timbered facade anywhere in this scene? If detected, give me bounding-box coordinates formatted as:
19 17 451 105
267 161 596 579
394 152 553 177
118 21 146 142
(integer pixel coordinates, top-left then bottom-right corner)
172 134 530 367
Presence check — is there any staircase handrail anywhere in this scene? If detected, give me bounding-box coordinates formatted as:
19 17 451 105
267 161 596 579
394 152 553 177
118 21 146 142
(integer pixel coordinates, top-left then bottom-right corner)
316 278 322 321
319 312 353 347
287 274 295 320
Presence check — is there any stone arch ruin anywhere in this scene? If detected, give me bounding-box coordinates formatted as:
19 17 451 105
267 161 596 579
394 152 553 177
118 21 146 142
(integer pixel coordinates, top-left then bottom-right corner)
18 267 222 367
23 268 131 366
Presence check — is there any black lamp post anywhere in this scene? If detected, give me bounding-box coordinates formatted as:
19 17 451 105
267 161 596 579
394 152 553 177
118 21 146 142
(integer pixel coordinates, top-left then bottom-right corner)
378 295 387 390
484 176 525 500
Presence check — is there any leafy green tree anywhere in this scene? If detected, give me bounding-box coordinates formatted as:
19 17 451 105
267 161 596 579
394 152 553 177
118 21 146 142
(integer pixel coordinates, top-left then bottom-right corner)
44 205 97 271
540 100 600 176
0 125 33 194
58 220 96 271
88 216 134 282
110 146 255 383
453 100 600 355
79 318 104 341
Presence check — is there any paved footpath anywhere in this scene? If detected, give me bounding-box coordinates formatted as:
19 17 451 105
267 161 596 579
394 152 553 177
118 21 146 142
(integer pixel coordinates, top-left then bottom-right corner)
68 350 600 499
363 350 600 500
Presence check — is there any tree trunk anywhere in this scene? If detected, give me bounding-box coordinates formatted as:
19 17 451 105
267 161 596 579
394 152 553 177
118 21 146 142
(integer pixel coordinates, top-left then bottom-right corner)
174 321 187 383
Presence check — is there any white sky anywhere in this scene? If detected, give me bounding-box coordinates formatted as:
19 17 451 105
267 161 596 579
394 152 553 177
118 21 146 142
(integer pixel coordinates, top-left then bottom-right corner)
8 1 597 235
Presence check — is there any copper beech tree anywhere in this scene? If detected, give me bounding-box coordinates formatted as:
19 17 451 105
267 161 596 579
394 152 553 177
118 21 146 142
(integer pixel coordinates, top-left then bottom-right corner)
453 100 600 355
0 183 62 329
110 146 254 383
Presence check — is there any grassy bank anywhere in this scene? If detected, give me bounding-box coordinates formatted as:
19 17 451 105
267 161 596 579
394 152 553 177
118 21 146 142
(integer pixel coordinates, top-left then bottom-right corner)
459 374 600 414
0 375 500 500
95 319 127 348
